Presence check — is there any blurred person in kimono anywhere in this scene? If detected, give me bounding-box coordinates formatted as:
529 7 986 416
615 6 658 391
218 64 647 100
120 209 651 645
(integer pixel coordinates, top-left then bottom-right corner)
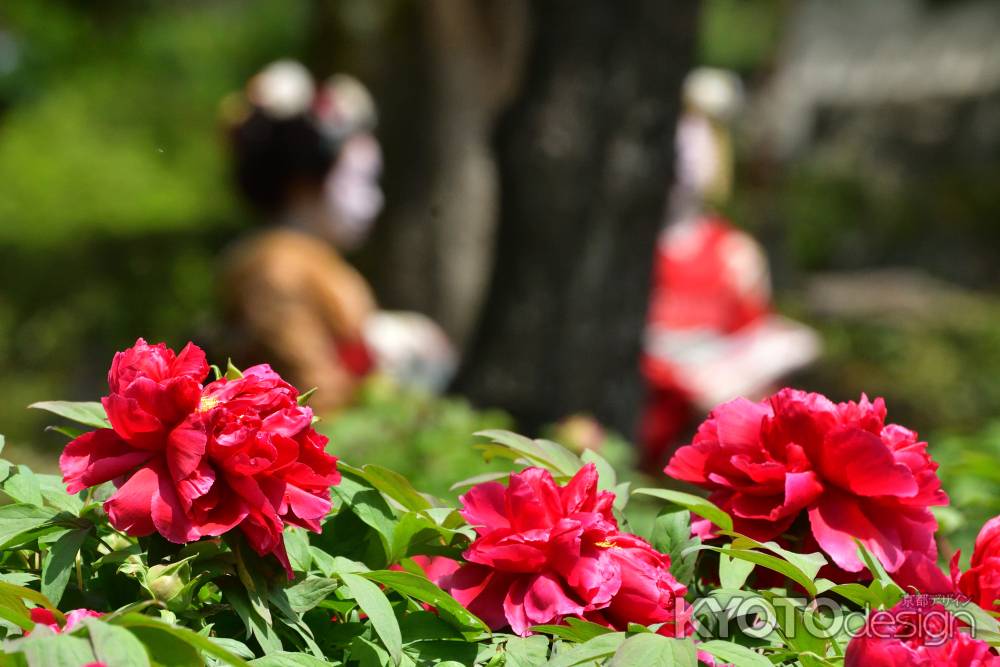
220 61 454 412
640 68 820 470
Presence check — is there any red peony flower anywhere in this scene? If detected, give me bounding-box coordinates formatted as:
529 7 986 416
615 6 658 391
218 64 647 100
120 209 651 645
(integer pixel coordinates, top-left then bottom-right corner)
665 388 947 578
60 340 340 574
28 608 102 634
445 464 688 637
845 601 1000 666
582 533 690 633
197 364 341 570
957 516 1000 613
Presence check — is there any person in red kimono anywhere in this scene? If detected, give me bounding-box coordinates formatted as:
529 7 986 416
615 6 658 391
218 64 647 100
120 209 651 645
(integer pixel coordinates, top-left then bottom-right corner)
641 68 819 470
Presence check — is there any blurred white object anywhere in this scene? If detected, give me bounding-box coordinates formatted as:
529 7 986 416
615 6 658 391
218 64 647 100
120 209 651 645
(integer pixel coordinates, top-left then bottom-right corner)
683 67 744 122
315 74 378 141
645 316 822 411
324 133 384 250
247 60 315 119
363 312 457 393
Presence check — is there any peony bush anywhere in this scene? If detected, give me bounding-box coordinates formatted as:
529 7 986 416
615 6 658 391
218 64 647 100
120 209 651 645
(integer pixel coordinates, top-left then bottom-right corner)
0 339 996 666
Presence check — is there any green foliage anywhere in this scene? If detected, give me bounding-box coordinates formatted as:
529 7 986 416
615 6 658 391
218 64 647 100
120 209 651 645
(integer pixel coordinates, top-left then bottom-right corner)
319 380 515 501
1 413 998 665
0 0 313 461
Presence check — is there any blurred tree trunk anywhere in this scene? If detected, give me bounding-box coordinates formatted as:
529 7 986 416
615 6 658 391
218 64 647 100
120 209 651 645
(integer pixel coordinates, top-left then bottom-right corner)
455 0 700 438
307 0 527 350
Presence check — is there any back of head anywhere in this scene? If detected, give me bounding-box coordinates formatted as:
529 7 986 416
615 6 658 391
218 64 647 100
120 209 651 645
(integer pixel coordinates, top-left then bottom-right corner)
222 60 378 216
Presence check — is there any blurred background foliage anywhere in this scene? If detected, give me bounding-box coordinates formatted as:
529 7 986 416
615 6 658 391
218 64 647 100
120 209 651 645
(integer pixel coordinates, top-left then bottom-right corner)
2 0 1000 556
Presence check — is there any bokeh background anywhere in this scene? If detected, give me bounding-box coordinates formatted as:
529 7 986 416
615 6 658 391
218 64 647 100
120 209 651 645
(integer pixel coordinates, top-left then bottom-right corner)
2 0 1000 553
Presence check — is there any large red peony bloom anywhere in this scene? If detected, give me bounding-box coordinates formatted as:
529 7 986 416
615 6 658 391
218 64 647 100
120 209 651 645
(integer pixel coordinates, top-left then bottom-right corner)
60 339 340 573
445 464 688 637
845 601 1000 666
665 388 948 578
956 516 1000 613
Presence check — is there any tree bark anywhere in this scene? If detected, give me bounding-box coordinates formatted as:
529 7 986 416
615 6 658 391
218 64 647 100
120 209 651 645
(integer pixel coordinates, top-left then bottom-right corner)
455 0 700 439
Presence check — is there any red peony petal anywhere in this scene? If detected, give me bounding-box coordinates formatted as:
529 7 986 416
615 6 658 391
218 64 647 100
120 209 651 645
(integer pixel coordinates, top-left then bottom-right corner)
150 460 201 544
166 418 208 482
104 464 160 536
504 572 585 636
459 481 510 534
60 429 153 494
170 342 209 382
818 428 918 498
506 468 563 532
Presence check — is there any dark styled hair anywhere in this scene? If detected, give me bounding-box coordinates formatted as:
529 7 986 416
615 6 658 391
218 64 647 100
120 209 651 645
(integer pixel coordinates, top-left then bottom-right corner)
228 109 336 214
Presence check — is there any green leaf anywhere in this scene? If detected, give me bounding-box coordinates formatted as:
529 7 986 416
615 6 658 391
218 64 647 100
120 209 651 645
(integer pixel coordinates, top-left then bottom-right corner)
332 471 397 559
0 601 34 631
128 626 202 667
696 546 821 596
449 471 511 491
0 580 63 621
546 632 627 666
339 571 403 665
3 466 43 506
651 509 699 586
250 652 337 666
504 635 550 667
113 613 251 666
608 634 697 666
727 533 828 582
285 526 311 573
580 449 617 491
0 504 58 548
37 474 84 514
563 617 615 641
362 569 489 634
83 617 151 667
697 640 772 667
474 430 582 478
352 463 432 512
224 584 282 654
284 576 340 614
632 488 733 533
29 401 111 430
718 550 756 590
10 628 98 667
41 527 89 605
